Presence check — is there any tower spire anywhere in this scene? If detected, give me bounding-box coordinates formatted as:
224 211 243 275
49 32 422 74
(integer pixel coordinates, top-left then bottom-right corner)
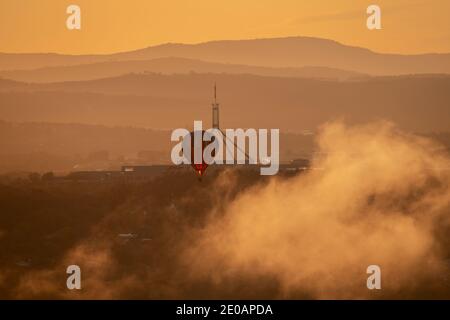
212 83 219 129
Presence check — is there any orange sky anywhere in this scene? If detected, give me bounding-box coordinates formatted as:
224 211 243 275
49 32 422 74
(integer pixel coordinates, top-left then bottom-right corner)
0 0 449 55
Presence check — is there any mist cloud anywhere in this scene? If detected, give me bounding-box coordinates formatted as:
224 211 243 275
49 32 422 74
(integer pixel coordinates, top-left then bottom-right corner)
185 121 450 298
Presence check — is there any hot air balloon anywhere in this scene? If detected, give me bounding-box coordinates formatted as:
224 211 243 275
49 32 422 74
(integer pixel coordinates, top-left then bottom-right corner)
184 130 216 179
185 84 221 179
190 130 208 177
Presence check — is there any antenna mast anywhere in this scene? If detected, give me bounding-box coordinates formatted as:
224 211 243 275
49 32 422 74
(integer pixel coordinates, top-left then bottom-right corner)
212 83 220 129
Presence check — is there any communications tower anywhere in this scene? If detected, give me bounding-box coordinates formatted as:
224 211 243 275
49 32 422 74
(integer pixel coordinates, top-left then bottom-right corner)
212 83 220 129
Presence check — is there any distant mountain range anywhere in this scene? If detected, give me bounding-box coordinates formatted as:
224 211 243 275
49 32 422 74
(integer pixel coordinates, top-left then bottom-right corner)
1 72 449 132
1 37 449 78
0 57 368 83
0 36 449 134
